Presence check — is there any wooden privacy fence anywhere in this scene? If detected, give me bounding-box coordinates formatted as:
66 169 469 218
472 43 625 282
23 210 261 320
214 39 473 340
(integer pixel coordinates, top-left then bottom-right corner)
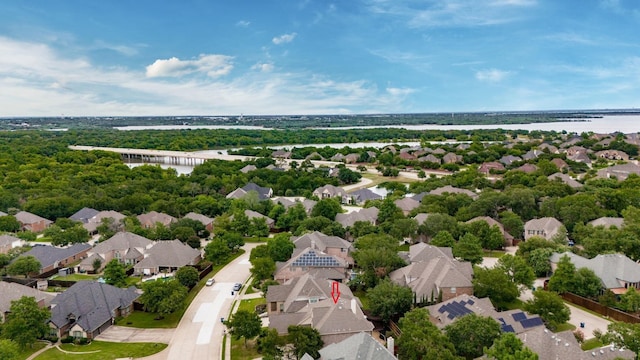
562 292 640 324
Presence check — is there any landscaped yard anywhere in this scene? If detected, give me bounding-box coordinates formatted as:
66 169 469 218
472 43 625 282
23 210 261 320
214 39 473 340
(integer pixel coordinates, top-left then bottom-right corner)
237 298 266 313
18 341 47 360
581 337 603 351
34 341 166 360
116 249 245 328
52 273 98 281
230 337 260 360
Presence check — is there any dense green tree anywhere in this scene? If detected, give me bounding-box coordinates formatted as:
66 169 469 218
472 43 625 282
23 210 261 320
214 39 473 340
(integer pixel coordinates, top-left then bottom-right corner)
354 233 398 251
599 289 618 308
103 259 128 287
175 266 200 288
310 198 342 220
0 253 11 269
572 267 603 298
377 198 404 224
397 308 461 360
0 216 21 232
250 256 276 282
619 287 640 313
444 314 501 359
547 255 576 294
473 266 519 306
248 217 270 237
0 339 19 360
453 233 484 265
6 256 41 277
287 325 324 360
524 290 570 330
348 220 378 238
204 238 231 264
367 279 413 323
431 230 456 247
266 233 295 262
484 332 538 360
257 328 285 360
602 322 640 358
499 211 524 240
419 213 459 239
497 254 535 289
226 310 262 347
276 203 308 231
139 279 188 318
2 296 50 349
353 248 405 288
219 231 245 251
527 247 555 277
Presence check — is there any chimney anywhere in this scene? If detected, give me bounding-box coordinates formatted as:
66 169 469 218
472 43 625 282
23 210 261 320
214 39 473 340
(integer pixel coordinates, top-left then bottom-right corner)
387 337 394 355
351 298 357 315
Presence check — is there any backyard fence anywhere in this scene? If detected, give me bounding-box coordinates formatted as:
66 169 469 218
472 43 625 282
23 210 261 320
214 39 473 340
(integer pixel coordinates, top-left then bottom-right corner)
562 292 640 324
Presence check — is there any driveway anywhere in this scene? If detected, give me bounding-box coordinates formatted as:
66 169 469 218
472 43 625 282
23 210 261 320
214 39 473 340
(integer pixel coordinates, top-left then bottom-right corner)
138 242 260 360
96 326 174 343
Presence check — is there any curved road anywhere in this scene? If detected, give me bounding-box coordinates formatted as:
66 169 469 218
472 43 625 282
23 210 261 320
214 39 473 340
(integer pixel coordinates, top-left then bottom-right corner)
141 242 260 360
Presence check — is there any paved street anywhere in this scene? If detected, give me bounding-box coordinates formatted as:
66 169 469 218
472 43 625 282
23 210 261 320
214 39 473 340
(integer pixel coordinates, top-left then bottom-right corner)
137 242 260 360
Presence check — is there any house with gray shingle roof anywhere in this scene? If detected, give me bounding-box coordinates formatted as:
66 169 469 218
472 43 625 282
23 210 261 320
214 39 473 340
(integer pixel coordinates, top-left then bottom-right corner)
293 231 353 266
184 212 215 232
0 234 24 254
20 243 91 274
313 185 347 202
83 210 126 234
524 217 565 241
1 281 56 322
394 197 420 216
596 163 640 181
137 211 176 229
347 188 382 205
588 217 624 229
335 207 378 228
318 332 396 360
133 239 201 276
14 211 52 233
547 173 583 188
79 232 154 272
499 155 522 166
550 252 640 294
239 164 257 173
274 248 348 284
267 274 373 345
428 185 479 200
69 207 99 224
48 281 139 339
466 216 514 246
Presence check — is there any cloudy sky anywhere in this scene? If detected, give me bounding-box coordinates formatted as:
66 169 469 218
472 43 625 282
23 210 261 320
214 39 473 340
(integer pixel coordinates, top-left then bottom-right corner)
1 0 639 116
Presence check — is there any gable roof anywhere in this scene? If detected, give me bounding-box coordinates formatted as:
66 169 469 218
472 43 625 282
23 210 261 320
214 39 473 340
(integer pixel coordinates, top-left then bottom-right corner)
93 232 154 254
550 252 640 290
548 173 583 188
15 211 52 225
0 234 23 249
244 209 275 226
184 212 214 226
335 207 378 228
597 163 640 181
413 213 430 225
524 217 564 239
69 207 99 223
319 332 396 360
0 281 56 314
21 243 91 270
137 211 176 226
390 256 472 302
134 240 201 270
83 210 126 233
239 164 257 173
428 185 478 200
241 182 272 200
348 188 382 203
588 217 624 228
313 184 347 198
394 197 420 213
293 231 352 253
267 274 356 313
49 281 139 332
408 242 453 263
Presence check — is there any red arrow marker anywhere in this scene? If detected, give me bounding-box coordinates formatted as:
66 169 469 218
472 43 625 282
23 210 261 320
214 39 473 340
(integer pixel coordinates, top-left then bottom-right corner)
331 281 341 304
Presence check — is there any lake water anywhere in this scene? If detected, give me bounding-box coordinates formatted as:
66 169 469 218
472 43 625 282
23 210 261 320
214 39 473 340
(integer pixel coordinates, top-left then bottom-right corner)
112 115 640 134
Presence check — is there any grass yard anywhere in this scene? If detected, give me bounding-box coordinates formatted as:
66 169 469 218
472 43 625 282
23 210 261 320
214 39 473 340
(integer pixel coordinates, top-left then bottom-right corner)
52 273 98 281
482 249 506 258
18 341 47 360
230 337 260 360
244 285 257 295
581 338 604 351
244 237 269 243
35 341 166 360
237 298 266 313
117 249 245 328
353 290 371 311
554 322 577 332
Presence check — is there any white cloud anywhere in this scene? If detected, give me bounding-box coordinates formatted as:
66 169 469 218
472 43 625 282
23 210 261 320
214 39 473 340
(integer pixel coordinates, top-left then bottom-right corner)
272 33 297 45
236 20 250 27
252 62 275 72
145 54 234 78
93 40 140 56
475 69 511 82
386 87 415 96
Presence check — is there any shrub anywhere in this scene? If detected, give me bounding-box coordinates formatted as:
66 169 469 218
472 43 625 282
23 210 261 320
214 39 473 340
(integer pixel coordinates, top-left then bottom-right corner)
61 336 74 344
76 337 90 345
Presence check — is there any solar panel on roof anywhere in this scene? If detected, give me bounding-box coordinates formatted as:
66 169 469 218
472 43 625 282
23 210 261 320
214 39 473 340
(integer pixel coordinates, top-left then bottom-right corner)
512 312 526 321
467 299 474 305
438 305 447 314
502 325 515 333
447 313 456 319
497 317 506 324
521 317 544 328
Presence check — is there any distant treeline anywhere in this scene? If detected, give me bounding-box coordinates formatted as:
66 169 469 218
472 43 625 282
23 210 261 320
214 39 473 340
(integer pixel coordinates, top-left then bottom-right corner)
3 110 639 130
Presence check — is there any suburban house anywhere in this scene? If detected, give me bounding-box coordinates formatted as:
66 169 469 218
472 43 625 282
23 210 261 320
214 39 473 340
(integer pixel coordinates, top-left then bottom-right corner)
548 173 583 189
318 332 396 360
15 211 52 232
133 239 201 276
596 163 640 181
69 207 99 224
466 216 514 246
78 232 154 272
522 149 543 161
478 161 505 175
426 294 544 334
274 247 349 284
272 150 292 159
551 158 569 170
184 212 215 232
595 150 629 161
335 207 379 228
588 217 624 229
516 326 634 360
0 281 56 322
443 152 463 164
523 217 565 241
137 211 176 229
227 182 273 201
394 197 421 216
550 252 640 294
244 209 275 229
83 210 126 234
273 197 317 215
389 243 473 303
0 234 24 254
499 155 522 166
538 143 559 154
346 188 382 205
267 274 374 345
514 163 538 174
292 231 353 266
428 185 479 200
313 185 347 201
48 281 139 339
419 154 440 164
239 164 257 173
20 243 91 274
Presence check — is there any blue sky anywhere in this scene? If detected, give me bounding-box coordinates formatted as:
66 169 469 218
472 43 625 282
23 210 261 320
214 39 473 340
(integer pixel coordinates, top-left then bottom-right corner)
1 0 639 116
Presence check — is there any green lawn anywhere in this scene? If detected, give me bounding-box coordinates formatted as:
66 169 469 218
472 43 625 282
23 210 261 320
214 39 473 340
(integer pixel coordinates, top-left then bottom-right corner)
18 341 47 360
482 249 506 258
554 322 577 332
237 298 266 313
34 341 166 360
581 338 604 351
53 273 98 281
397 243 410 251
493 298 524 311
244 285 256 295
230 337 260 360
243 237 268 243
353 290 371 311
116 249 245 328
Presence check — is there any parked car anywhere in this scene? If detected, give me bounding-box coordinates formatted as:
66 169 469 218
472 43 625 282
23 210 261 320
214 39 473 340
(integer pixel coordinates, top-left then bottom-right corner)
233 283 242 291
206 278 215 286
